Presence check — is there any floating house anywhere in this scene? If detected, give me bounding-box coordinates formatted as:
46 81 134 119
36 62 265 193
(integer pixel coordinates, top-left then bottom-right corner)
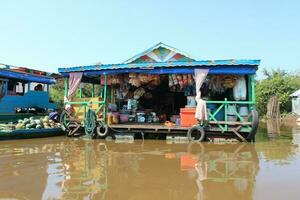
58 43 260 141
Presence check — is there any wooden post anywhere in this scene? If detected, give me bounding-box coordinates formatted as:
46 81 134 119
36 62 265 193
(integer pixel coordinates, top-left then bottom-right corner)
267 96 280 119
267 118 280 137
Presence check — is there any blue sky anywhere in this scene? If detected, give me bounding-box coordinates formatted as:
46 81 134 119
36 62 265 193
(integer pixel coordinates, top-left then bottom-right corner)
0 0 299 76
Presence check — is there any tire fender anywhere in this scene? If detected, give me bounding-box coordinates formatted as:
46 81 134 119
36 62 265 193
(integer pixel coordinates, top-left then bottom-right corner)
96 124 109 137
187 125 205 142
247 109 259 141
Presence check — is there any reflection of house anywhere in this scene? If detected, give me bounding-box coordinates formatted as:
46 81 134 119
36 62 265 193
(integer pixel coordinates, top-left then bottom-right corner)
104 142 259 200
59 141 108 199
290 89 300 115
184 143 259 200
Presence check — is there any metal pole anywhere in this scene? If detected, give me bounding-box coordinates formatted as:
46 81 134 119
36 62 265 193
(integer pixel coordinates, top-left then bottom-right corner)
224 98 228 131
103 74 107 123
4 81 7 95
64 78 68 98
79 84 82 98
92 84 95 98
247 75 252 102
28 81 31 92
251 75 256 102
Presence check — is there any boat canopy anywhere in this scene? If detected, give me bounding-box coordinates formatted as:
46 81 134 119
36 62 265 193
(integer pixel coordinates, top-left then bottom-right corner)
0 68 56 84
58 43 260 77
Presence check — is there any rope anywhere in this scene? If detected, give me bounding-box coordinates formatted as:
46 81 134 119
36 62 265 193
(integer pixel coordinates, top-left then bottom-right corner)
85 108 96 135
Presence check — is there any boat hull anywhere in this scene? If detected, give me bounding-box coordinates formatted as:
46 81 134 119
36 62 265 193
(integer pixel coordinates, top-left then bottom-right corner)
0 128 64 140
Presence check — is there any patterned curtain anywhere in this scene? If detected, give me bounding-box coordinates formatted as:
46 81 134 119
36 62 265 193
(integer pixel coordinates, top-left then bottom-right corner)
67 72 83 100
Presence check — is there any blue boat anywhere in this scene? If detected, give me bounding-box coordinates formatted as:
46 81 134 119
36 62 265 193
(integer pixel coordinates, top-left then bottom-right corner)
0 64 57 122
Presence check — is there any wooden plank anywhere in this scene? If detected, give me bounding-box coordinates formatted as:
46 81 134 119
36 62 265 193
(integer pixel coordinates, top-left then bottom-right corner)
232 129 246 142
109 123 190 131
209 121 251 125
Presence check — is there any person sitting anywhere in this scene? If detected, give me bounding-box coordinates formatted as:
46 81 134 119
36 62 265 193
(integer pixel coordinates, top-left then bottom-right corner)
34 84 43 91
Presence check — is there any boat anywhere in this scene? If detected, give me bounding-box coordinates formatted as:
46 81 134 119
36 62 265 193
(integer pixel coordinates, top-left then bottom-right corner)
58 42 260 142
0 64 57 122
0 127 63 140
0 64 64 140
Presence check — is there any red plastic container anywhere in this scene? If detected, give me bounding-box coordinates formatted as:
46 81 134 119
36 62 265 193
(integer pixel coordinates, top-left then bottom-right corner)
180 108 197 127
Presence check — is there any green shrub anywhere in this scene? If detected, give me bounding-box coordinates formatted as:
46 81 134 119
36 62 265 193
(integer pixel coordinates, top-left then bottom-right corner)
256 69 300 116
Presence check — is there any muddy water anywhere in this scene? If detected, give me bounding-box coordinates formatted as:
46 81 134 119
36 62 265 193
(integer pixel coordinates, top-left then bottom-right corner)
0 126 300 200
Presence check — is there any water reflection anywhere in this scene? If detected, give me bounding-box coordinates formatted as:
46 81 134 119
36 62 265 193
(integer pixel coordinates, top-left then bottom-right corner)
184 143 259 200
0 138 261 200
266 119 281 138
0 126 299 200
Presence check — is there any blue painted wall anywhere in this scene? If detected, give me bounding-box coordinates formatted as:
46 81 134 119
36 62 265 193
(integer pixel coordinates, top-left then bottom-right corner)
0 91 56 113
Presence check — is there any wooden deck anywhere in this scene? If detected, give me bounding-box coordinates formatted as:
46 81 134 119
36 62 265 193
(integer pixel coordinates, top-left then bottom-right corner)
108 121 252 135
109 123 190 134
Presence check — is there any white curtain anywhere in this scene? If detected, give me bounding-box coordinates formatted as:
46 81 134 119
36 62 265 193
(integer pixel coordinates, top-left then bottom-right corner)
194 69 209 122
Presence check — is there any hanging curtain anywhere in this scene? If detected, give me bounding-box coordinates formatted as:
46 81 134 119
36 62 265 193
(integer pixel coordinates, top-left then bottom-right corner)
194 69 209 122
67 72 83 100
233 76 247 100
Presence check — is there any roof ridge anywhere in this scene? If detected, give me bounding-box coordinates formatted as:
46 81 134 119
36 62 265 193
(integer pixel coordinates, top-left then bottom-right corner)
123 42 196 64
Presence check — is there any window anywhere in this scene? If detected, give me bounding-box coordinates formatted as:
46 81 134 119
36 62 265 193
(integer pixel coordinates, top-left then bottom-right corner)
7 80 25 96
30 82 47 92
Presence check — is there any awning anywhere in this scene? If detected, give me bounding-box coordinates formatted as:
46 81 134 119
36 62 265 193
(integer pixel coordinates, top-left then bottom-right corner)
60 66 257 77
0 69 56 84
58 59 260 74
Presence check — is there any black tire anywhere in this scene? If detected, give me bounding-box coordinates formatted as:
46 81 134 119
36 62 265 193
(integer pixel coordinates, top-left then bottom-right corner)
187 125 205 142
247 109 259 141
96 123 109 138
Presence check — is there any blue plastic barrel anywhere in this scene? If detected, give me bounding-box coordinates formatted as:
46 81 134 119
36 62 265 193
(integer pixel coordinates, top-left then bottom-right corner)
227 105 237 121
207 103 224 121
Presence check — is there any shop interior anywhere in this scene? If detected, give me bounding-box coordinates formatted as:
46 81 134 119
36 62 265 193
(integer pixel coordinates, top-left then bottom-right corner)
101 73 249 127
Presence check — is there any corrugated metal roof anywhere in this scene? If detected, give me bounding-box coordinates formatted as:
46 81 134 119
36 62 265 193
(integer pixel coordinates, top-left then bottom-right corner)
58 59 260 73
290 89 300 97
0 69 56 84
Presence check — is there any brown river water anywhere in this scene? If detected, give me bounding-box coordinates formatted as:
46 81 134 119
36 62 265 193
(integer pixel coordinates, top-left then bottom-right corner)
0 124 300 200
